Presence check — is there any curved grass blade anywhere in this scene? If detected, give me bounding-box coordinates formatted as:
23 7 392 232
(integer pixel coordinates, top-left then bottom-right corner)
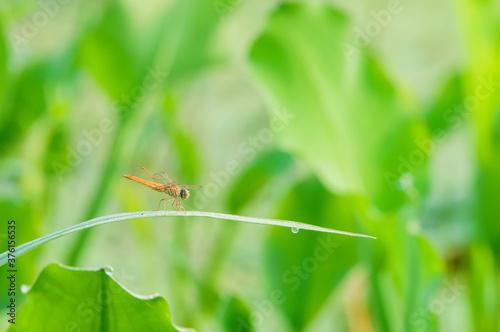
0 211 376 266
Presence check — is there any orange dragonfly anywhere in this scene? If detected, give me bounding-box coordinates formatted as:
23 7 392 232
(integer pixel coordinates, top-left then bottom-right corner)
123 166 202 212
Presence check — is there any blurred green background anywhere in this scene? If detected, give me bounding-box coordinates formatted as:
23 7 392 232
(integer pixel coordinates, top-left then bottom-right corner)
1 0 499 331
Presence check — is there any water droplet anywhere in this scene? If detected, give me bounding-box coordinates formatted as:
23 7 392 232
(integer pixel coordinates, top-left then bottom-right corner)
291 227 299 234
104 266 114 275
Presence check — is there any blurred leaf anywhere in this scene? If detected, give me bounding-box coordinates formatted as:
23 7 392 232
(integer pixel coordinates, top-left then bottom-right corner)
249 4 428 211
174 131 199 181
458 0 500 254
43 123 70 177
468 243 498 331
472 58 500 254
228 150 293 214
476 164 500 250
426 74 466 134
264 177 359 330
362 215 444 332
492 107 500 148
68 0 223 264
154 0 219 81
78 1 138 100
213 0 242 19
405 237 444 332
48 42 80 84
0 20 7 97
10 263 185 331
471 76 500 251
68 0 166 265
217 296 253 332
0 200 39 314
0 61 48 152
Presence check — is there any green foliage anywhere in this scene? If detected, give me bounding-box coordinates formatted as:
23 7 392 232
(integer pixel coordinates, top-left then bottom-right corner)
264 177 359 330
249 4 428 211
228 150 292 214
425 74 466 134
0 61 48 151
10 264 184 332
77 1 139 100
1 0 499 331
217 296 253 332
0 21 6 98
155 0 219 80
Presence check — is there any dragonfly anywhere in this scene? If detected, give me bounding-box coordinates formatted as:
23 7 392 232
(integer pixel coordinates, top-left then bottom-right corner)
123 166 202 212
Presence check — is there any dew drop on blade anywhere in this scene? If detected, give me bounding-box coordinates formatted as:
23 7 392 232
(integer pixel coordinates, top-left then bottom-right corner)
291 227 299 234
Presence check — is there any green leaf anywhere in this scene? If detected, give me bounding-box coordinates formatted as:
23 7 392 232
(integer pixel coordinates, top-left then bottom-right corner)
0 20 7 97
43 122 71 177
456 0 500 254
475 84 500 251
155 0 219 81
425 74 466 134
227 150 293 214
404 237 444 332
249 4 428 210
0 61 48 152
263 177 361 330
468 243 498 331
77 1 138 99
9 264 184 331
174 131 199 181
217 296 253 332
0 200 39 314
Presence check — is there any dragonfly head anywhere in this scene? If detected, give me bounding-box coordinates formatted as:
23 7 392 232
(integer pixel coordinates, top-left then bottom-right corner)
180 188 190 200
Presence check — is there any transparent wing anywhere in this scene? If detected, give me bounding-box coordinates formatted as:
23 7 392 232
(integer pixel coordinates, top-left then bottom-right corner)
131 166 173 185
153 171 173 184
177 184 202 188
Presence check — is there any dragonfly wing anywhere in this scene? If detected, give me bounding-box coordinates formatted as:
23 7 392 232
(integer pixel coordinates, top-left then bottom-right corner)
132 166 154 180
177 184 202 188
153 172 173 184
131 167 173 185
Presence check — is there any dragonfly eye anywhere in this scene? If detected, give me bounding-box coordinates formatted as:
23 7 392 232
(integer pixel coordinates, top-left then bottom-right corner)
180 188 190 200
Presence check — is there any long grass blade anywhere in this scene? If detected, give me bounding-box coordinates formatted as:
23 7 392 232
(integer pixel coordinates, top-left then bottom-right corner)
0 211 376 266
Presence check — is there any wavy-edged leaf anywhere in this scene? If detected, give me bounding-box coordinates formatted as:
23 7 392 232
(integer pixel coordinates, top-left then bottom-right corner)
9 264 186 331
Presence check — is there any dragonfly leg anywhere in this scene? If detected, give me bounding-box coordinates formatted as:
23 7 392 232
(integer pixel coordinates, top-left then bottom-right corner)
156 198 173 211
177 199 186 213
171 199 185 212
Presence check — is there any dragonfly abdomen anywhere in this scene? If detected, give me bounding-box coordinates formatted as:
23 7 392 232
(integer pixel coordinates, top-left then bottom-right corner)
123 175 164 190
